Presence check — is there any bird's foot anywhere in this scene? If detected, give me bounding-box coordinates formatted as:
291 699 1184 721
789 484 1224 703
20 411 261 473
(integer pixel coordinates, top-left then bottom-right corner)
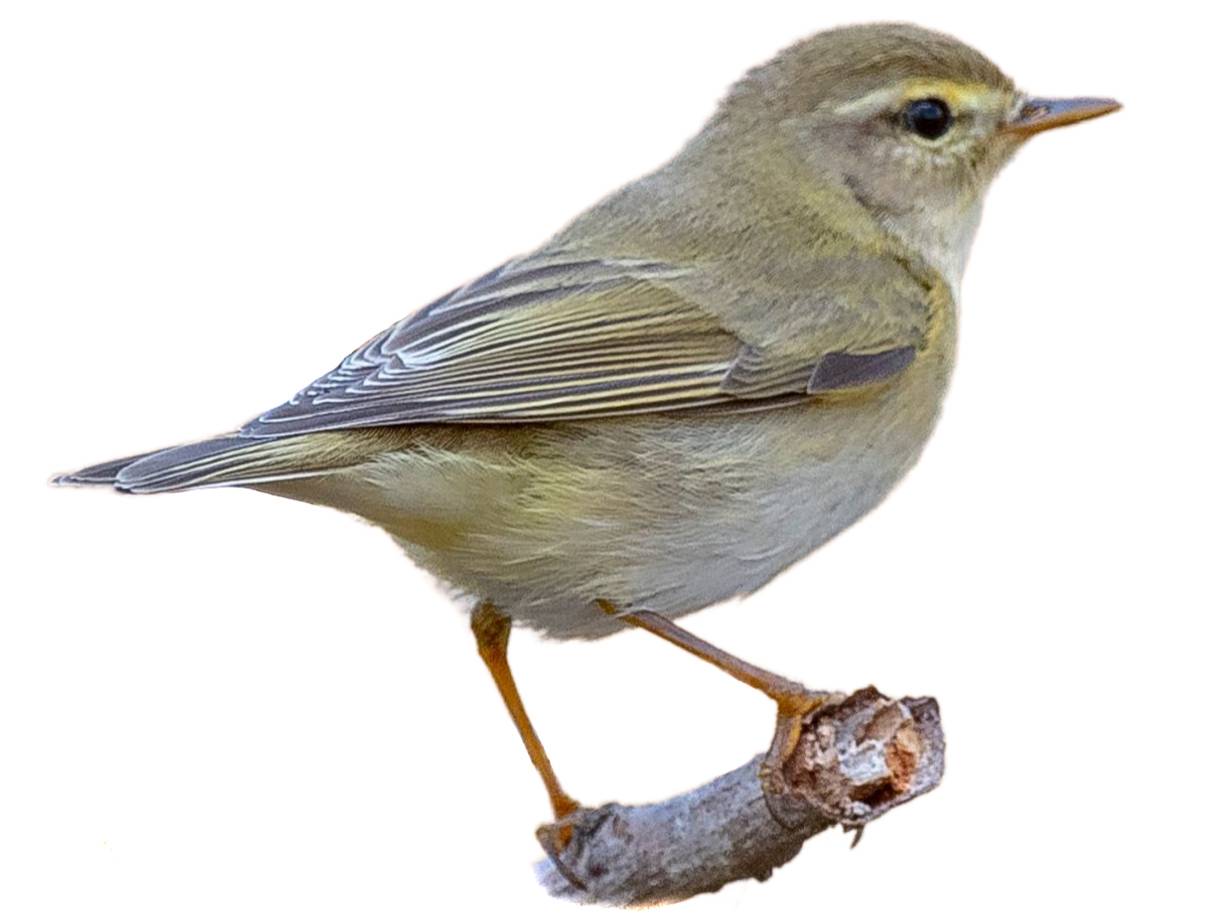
536 796 584 866
758 689 830 799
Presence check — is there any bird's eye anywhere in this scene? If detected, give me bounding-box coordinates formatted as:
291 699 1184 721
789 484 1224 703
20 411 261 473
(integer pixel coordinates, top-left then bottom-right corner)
902 98 953 140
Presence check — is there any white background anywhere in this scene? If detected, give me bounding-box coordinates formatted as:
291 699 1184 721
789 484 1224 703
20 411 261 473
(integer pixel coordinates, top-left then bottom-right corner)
3 1 1223 916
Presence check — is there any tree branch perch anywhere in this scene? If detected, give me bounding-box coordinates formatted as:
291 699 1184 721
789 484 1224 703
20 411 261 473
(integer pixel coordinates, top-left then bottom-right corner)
534 687 944 906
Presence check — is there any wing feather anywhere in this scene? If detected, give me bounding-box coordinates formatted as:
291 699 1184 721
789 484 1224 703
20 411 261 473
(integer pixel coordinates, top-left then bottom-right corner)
241 253 921 437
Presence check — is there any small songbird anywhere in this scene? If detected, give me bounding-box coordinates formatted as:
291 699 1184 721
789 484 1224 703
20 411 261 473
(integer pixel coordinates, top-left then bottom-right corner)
56 23 1118 823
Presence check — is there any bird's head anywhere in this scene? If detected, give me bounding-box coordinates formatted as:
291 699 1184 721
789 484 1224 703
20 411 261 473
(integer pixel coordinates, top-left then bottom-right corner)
716 23 1119 282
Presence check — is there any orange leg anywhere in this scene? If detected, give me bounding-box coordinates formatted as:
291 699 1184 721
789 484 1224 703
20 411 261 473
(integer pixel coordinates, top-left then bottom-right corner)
598 601 826 791
471 603 579 821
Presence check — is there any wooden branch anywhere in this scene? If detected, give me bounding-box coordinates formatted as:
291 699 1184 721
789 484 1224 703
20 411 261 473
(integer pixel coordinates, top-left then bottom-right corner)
534 687 943 906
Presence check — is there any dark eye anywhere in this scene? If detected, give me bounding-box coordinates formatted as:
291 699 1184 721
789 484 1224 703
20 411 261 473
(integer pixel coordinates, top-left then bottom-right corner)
902 98 953 140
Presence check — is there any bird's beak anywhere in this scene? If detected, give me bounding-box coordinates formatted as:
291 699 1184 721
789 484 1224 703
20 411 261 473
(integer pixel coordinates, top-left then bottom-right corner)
1002 96 1121 137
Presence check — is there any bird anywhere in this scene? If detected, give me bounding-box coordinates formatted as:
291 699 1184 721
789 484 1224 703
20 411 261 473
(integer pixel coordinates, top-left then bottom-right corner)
55 22 1119 826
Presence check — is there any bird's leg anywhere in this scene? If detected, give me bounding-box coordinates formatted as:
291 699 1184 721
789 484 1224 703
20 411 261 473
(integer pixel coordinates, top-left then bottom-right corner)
598 601 827 796
471 603 579 821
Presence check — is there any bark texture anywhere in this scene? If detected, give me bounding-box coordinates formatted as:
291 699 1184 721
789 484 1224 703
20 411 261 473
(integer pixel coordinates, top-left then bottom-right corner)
535 687 943 906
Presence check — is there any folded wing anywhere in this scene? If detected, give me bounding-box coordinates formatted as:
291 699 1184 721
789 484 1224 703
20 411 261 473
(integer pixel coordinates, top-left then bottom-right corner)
243 253 919 437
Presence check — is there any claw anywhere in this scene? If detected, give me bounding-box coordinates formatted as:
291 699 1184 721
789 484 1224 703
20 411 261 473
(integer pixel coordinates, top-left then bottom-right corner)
535 815 588 891
759 691 829 796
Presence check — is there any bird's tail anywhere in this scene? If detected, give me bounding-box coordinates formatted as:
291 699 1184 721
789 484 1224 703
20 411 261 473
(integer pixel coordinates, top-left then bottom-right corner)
53 432 365 494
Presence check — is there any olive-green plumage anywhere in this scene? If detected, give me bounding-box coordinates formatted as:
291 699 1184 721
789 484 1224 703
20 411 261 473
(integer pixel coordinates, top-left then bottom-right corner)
58 23 1118 640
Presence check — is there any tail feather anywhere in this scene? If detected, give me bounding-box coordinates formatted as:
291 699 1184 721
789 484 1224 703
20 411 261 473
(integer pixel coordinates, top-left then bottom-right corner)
53 433 361 494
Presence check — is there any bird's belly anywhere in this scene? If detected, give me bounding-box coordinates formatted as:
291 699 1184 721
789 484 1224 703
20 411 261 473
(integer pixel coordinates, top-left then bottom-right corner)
313 368 948 640
560 423 915 631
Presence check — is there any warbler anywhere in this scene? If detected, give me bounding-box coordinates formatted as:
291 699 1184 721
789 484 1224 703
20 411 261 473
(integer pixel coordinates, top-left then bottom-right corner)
56 23 1118 822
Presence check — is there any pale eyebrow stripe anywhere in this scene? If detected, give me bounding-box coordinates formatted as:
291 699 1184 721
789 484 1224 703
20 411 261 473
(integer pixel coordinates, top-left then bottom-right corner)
831 85 904 116
831 80 999 116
